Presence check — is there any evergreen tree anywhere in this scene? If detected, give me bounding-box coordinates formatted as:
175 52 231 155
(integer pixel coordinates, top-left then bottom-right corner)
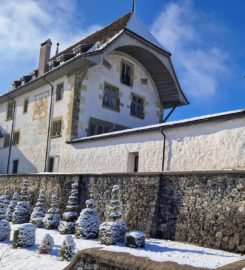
75 199 100 239
30 189 46 228
6 192 19 222
99 185 127 245
39 233 54 254
0 189 10 220
12 180 31 224
107 185 123 222
59 182 79 234
60 235 76 261
43 194 61 230
13 223 36 248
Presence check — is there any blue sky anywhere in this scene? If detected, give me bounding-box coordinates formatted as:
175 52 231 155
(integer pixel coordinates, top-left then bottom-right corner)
0 0 244 121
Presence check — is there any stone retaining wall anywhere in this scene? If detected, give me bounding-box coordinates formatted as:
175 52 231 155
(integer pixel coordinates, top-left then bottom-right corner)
0 172 244 253
64 248 204 270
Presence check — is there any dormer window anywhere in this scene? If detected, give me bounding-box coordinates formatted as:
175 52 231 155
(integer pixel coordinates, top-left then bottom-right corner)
121 61 133 87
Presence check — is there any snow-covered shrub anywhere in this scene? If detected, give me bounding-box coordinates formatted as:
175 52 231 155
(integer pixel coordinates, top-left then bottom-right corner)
43 194 61 230
59 182 79 234
12 179 31 224
13 223 36 248
99 185 127 245
75 199 99 239
0 220 10 241
38 233 54 254
30 189 45 228
0 189 10 220
106 185 123 222
125 231 145 248
6 192 19 222
60 235 76 261
99 221 127 245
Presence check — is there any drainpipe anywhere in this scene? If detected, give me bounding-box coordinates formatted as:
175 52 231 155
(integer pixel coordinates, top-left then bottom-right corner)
160 106 177 171
6 95 16 174
42 77 54 172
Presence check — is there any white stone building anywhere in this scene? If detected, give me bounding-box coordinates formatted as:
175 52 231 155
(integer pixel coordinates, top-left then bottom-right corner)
0 12 244 174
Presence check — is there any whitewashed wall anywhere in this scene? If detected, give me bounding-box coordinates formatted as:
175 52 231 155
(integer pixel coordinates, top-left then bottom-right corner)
56 116 245 173
77 52 161 138
0 74 72 174
164 117 245 171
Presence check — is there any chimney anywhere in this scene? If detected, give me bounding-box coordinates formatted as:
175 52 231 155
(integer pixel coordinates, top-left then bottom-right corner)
38 39 52 76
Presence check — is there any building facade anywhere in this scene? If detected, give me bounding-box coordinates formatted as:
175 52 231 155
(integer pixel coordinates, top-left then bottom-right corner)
0 12 189 174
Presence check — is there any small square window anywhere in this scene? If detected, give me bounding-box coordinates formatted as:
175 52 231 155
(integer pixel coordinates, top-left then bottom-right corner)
56 83 64 101
23 98 29 113
130 94 144 119
121 61 133 86
6 101 14 120
102 84 120 111
51 119 62 138
12 131 20 145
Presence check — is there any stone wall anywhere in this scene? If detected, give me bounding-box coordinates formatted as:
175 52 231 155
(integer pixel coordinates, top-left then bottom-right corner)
0 172 244 253
64 248 204 270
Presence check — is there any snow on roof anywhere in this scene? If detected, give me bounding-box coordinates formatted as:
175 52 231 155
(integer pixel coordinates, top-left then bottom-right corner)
125 13 170 53
69 108 245 143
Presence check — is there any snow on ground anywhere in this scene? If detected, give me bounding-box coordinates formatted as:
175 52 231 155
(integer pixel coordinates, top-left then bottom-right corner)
0 224 244 270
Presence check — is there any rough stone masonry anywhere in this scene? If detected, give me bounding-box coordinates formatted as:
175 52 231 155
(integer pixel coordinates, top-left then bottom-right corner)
0 171 244 253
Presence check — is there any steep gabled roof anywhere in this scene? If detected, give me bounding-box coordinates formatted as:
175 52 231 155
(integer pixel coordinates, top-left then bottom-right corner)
51 13 133 60
51 12 170 61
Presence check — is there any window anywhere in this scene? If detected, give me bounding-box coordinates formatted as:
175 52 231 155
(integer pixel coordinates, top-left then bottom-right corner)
102 84 120 111
88 117 128 137
127 152 139 172
23 98 29 113
48 157 54 172
121 61 133 86
6 101 14 120
56 83 64 101
12 131 20 145
3 134 10 148
12 160 19 174
51 119 62 138
130 94 144 119
48 156 59 172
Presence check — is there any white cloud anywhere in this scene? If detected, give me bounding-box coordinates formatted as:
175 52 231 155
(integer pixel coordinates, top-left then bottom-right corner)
0 0 100 92
151 0 230 99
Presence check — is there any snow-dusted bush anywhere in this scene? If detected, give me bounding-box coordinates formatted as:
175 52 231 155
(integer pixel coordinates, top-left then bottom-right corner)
125 231 145 248
75 199 99 239
106 185 123 222
99 221 127 245
99 185 127 245
0 220 10 241
13 223 36 248
30 189 45 228
6 192 19 222
12 179 31 224
43 194 61 230
38 233 54 254
60 235 76 261
59 182 79 234
0 189 10 220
